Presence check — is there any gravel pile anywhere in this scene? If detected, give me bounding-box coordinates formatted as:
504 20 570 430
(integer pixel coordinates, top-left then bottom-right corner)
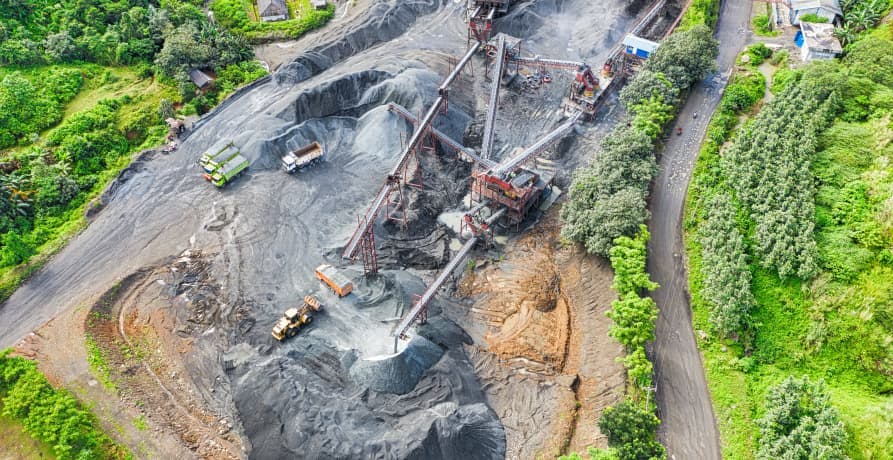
349 336 444 394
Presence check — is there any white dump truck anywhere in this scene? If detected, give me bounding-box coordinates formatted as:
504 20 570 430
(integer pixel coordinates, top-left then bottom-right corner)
282 142 324 173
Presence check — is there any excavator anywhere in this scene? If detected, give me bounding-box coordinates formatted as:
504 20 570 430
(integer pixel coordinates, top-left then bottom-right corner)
271 296 323 341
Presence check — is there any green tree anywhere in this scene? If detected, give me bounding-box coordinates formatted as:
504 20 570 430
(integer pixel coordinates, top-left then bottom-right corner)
699 193 755 338
599 401 666 460
561 127 656 257
645 24 719 89
620 70 679 110
756 376 847 460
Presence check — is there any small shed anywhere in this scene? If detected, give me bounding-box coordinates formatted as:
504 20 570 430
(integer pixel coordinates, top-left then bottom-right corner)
311 0 327 9
623 34 660 59
188 69 213 90
798 22 842 61
258 0 288 22
789 0 842 25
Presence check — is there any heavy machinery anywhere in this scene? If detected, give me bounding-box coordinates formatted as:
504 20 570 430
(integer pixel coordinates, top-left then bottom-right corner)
315 264 353 297
201 143 240 174
271 295 323 341
468 0 513 43
563 64 602 118
282 141 324 173
205 154 249 188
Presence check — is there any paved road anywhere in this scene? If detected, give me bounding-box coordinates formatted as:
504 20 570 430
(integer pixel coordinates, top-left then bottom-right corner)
647 1 752 458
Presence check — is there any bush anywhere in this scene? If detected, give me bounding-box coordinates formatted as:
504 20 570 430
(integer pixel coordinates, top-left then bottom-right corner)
599 401 666 460
756 376 846 460
799 13 828 23
0 351 124 459
607 226 660 394
752 15 778 36
745 43 773 66
720 72 766 113
676 0 720 32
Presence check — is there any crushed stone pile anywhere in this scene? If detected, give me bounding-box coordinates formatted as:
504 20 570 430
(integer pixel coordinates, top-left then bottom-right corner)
349 336 444 394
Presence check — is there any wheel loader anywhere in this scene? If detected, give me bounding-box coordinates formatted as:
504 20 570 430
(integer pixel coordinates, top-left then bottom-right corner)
271 295 323 341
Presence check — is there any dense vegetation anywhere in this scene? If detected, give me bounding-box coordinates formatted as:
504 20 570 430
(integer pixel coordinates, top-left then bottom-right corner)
607 226 659 398
0 350 125 459
684 18 893 460
0 0 266 303
756 376 846 459
676 0 720 32
210 0 334 42
561 24 719 257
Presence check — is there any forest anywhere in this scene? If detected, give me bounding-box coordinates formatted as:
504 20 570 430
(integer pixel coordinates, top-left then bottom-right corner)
684 3 893 458
0 0 265 302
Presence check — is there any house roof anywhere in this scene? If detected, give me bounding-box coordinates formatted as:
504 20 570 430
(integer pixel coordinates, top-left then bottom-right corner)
623 34 660 53
258 0 287 17
801 22 842 53
790 0 842 16
188 69 213 88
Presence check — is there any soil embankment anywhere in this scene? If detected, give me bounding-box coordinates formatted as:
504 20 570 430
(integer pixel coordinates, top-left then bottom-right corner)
453 214 625 459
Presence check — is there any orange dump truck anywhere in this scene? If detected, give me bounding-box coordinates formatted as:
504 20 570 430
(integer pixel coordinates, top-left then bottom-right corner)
315 264 353 297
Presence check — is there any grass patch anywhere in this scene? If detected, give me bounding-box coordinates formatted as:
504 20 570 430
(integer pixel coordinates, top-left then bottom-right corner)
752 14 780 37
211 0 335 42
131 415 147 432
85 335 115 391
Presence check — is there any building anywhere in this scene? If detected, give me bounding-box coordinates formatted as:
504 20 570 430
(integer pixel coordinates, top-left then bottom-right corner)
258 0 288 22
622 34 660 59
798 22 842 61
789 0 842 25
188 69 213 90
311 0 327 9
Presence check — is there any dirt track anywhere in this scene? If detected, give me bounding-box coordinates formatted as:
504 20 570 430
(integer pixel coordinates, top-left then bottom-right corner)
647 0 752 458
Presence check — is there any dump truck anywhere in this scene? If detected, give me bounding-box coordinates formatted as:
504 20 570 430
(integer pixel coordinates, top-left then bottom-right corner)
315 264 353 297
201 143 239 174
205 154 249 188
271 295 323 341
282 141 324 173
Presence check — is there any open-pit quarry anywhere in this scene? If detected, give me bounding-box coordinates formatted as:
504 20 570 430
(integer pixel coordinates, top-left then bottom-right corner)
3 0 689 458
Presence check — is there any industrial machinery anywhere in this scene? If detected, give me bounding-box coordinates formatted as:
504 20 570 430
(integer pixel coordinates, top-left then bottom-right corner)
315 264 353 297
205 154 249 188
200 143 239 174
271 295 323 341
282 141 324 173
467 0 513 43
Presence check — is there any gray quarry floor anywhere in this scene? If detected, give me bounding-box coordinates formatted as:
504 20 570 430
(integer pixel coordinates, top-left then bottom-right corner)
0 0 654 458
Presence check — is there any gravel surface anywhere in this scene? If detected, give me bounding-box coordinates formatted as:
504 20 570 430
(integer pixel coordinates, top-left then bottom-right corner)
0 0 681 458
647 1 753 458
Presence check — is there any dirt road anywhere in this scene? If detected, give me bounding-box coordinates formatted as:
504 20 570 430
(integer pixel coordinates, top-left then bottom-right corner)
647 1 751 458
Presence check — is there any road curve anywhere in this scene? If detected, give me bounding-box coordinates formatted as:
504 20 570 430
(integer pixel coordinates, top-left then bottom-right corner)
647 1 752 458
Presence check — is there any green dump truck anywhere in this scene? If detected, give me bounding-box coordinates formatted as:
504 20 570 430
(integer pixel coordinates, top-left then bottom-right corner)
207 155 249 188
200 143 239 174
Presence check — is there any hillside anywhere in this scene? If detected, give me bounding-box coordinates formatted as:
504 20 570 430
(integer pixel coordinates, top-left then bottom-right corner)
684 8 893 459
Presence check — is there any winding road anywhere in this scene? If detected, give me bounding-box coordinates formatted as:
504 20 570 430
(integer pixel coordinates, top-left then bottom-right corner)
647 0 752 458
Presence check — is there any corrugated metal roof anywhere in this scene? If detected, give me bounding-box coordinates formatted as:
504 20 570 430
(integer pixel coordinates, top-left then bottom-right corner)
189 69 213 88
801 22 843 53
623 34 660 53
258 0 287 17
790 0 842 15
